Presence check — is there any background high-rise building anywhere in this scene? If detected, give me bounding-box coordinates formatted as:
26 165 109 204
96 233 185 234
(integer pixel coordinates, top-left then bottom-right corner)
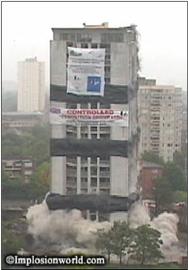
17 57 45 112
181 91 187 152
138 77 183 162
50 23 139 221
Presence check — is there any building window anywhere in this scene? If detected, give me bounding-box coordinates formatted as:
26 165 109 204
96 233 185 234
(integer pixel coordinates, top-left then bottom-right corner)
80 103 88 109
81 43 88 48
60 33 75 41
81 126 88 138
66 41 74 47
90 212 97 221
91 103 97 109
91 126 97 132
81 157 88 165
98 213 110 222
91 43 98 48
91 157 97 165
61 33 68 40
91 167 97 175
66 188 77 195
100 103 110 109
167 143 173 147
101 33 124 43
100 133 110 140
81 167 88 173
100 126 110 133
91 177 97 186
66 125 77 138
77 33 92 42
100 43 110 49
66 103 77 109
105 78 110 84
91 133 98 139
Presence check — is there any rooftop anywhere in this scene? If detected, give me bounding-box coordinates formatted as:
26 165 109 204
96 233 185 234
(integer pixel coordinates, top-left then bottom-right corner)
141 161 163 169
52 23 136 32
2 112 44 116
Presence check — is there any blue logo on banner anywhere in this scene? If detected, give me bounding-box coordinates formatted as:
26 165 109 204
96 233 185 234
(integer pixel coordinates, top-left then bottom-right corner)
87 76 101 92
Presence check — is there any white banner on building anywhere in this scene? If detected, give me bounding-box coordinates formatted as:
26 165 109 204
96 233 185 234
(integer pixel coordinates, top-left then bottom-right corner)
67 47 105 96
50 107 129 127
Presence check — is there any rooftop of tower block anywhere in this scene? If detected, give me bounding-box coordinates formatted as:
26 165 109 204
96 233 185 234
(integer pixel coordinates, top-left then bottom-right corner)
51 23 136 32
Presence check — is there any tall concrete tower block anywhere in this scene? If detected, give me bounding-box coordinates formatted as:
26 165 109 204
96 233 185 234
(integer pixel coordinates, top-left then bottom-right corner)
17 57 45 112
50 23 139 221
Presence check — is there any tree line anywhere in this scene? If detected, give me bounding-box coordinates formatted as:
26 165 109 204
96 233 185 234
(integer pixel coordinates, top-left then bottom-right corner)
2 124 50 200
141 151 187 214
95 221 163 265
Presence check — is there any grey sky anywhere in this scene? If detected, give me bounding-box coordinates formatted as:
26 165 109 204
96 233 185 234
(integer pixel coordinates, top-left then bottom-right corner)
2 2 187 90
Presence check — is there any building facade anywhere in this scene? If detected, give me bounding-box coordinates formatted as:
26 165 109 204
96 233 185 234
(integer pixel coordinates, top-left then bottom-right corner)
17 57 45 112
181 91 187 152
138 78 182 162
50 23 139 221
138 160 163 200
2 158 34 183
2 112 45 134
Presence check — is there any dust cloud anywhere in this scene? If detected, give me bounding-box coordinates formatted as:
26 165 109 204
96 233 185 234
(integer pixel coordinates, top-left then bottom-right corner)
26 199 185 261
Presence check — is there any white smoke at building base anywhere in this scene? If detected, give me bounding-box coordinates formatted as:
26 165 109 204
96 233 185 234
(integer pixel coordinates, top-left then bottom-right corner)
26 201 111 254
26 199 185 262
128 201 186 263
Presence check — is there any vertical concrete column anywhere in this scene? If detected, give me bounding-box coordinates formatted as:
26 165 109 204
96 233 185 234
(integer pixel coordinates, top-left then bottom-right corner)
110 156 128 196
97 157 100 194
88 103 91 139
86 210 90 220
77 103 81 139
97 102 100 139
96 211 99 222
77 156 81 194
88 157 91 193
51 156 66 195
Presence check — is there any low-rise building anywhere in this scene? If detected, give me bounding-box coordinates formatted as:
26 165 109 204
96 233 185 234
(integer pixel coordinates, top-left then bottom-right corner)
2 158 34 183
139 161 163 199
2 112 45 134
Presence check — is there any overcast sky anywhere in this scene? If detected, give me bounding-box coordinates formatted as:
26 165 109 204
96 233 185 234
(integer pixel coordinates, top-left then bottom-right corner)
2 1 187 90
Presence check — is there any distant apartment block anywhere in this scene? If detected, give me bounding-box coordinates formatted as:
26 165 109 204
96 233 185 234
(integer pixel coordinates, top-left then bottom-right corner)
138 77 182 162
2 158 34 183
17 57 45 112
2 112 45 134
181 91 187 152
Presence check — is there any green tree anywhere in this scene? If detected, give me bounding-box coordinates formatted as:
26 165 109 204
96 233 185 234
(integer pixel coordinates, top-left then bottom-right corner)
96 221 134 265
173 151 187 172
2 124 50 166
2 222 25 255
173 190 187 203
95 229 114 263
164 162 186 191
110 221 134 264
141 151 164 165
154 176 174 214
131 224 164 265
1 170 10 183
32 161 50 193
